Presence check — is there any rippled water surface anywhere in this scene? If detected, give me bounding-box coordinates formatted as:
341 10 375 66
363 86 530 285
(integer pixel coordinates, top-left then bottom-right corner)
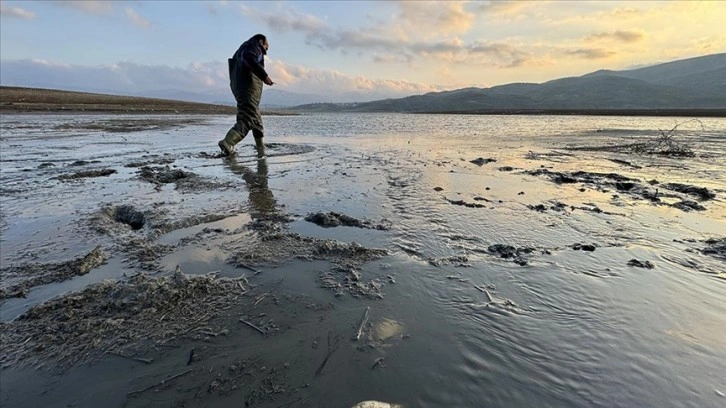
1 113 725 407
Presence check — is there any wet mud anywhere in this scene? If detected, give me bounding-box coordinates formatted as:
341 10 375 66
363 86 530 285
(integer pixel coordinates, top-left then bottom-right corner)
0 246 107 299
230 231 388 299
1 113 724 408
0 270 247 369
57 168 117 180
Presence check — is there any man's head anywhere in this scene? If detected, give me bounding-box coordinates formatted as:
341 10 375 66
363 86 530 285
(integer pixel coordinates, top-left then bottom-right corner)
250 34 269 54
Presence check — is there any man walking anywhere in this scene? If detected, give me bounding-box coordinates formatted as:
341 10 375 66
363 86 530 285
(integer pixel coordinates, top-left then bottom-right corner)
219 34 274 157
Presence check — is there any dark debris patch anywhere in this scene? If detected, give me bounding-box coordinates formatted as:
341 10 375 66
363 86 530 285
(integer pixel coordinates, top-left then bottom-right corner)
470 157 497 166
669 200 706 212
446 198 486 208
305 212 390 230
660 183 716 201
526 169 636 185
57 168 117 181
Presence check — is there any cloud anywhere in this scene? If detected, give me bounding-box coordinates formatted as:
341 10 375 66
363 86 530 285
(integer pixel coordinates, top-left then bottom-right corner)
239 5 326 36
565 48 616 60
477 0 543 19
585 30 645 44
0 4 35 19
0 58 444 103
54 1 114 15
396 1 475 36
265 59 443 98
125 7 150 28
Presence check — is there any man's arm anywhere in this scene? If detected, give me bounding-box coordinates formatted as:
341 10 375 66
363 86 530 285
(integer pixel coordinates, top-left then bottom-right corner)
241 46 270 83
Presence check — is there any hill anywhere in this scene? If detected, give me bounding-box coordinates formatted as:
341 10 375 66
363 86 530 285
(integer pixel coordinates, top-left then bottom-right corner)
289 53 726 115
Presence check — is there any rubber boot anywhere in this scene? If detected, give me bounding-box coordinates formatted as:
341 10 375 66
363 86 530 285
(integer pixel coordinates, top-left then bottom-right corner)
254 136 265 158
218 128 243 156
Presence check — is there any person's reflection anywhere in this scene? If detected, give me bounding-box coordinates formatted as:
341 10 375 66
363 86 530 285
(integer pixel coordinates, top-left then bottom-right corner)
225 156 277 219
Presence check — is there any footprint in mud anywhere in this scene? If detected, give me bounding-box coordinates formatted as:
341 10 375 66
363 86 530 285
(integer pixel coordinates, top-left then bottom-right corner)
367 317 405 346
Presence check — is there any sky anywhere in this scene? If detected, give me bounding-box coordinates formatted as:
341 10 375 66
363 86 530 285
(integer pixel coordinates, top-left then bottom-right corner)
1 0 725 103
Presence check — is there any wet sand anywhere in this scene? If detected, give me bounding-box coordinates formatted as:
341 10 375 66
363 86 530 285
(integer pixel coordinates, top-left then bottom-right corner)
1 112 725 408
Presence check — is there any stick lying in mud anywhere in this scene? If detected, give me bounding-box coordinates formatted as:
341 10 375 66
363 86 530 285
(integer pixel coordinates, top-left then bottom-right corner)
239 318 265 335
237 262 261 274
108 350 153 365
354 306 370 341
127 369 192 397
315 331 340 376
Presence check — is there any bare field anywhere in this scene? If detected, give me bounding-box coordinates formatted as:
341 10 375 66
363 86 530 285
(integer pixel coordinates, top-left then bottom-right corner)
0 86 236 114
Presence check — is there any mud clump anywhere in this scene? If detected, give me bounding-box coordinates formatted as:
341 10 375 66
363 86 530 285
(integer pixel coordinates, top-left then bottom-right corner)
487 244 535 266
57 168 116 181
528 202 568 213
702 238 726 261
0 271 247 369
470 157 497 166
428 255 470 267
124 156 175 168
137 165 236 192
627 259 655 269
138 165 191 185
305 212 390 230
0 246 107 299
571 243 597 252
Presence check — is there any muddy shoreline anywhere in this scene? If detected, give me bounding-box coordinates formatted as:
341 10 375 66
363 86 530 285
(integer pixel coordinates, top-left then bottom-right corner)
1 112 724 408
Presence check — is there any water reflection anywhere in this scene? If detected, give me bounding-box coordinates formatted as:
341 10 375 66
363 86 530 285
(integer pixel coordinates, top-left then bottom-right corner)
224 156 277 218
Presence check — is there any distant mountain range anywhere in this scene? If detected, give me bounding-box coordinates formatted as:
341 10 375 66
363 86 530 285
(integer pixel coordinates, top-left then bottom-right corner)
287 53 726 113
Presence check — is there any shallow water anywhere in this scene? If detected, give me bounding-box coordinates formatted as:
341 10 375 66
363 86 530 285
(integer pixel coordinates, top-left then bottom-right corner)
1 112 725 407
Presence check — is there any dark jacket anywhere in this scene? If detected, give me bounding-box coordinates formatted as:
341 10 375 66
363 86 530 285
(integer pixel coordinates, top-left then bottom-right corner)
229 39 268 131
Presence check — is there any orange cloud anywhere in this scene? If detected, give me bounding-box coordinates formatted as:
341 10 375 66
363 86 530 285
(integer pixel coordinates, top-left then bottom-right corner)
565 48 616 60
397 1 475 36
585 30 646 44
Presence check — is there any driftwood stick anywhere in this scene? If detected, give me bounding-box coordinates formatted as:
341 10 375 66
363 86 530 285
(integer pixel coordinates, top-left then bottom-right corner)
474 285 486 293
484 290 494 303
237 262 260 274
127 369 192 397
108 350 153 364
254 293 269 305
353 306 370 341
239 318 265 335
